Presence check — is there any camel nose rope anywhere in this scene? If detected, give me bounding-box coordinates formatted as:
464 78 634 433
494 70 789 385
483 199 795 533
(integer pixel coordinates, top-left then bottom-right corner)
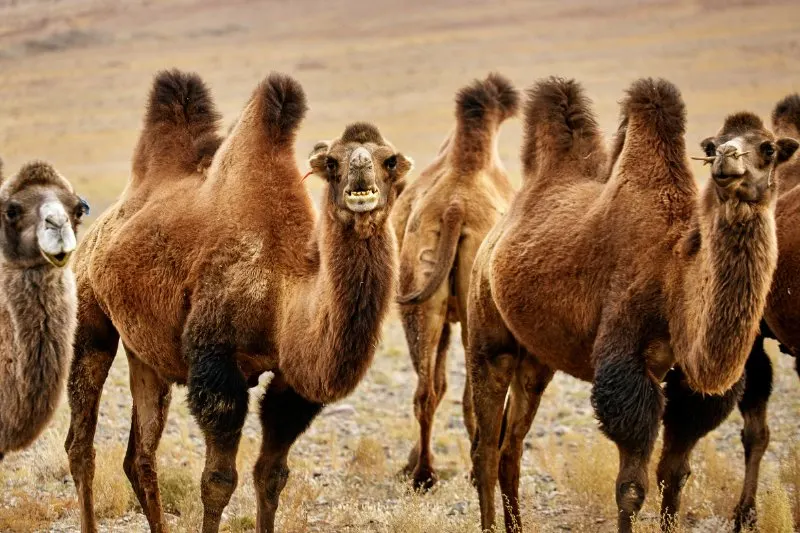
301 170 313 182
690 150 750 165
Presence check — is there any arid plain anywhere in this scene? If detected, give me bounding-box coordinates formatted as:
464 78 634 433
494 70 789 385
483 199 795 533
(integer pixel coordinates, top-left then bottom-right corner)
1 0 799 531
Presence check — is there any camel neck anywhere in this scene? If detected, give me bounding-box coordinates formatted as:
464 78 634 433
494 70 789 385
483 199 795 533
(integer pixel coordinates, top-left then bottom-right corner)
670 193 777 394
0 265 76 446
280 204 396 404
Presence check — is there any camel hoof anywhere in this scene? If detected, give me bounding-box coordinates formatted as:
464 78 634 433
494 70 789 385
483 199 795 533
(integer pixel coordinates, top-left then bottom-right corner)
733 502 756 533
412 467 438 491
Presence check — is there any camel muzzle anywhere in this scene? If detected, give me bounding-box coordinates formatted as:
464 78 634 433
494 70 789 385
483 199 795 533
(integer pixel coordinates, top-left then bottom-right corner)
37 201 76 268
344 147 380 212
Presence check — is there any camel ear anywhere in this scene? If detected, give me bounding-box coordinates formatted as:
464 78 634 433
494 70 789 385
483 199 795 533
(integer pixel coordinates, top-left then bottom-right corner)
699 136 716 156
393 153 414 178
776 137 799 164
307 141 330 178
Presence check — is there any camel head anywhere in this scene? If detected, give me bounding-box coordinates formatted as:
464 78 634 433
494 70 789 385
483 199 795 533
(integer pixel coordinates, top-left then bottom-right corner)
696 113 799 203
309 122 413 224
0 161 87 268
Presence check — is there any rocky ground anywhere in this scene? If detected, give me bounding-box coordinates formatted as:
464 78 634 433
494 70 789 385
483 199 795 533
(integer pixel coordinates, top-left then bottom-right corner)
1 316 798 532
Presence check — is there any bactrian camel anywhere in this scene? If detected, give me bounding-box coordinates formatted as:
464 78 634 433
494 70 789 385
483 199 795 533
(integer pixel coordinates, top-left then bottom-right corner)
0 159 87 460
391 72 519 489
466 77 796 532
669 92 800 532
64 69 412 533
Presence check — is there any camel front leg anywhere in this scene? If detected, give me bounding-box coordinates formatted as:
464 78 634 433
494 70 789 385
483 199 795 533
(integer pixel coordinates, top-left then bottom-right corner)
498 355 554 532
734 337 772 532
64 297 119 533
254 377 322 533
123 352 172 533
469 341 517 532
656 367 741 529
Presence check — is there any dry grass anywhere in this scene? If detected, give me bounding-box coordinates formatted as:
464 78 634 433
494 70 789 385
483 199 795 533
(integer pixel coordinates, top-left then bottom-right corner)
0 490 74 533
779 443 800 527
757 477 795 533
93 443 136 519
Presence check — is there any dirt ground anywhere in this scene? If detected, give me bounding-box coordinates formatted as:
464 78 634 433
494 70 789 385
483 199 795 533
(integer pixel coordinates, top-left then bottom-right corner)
0 0 799 532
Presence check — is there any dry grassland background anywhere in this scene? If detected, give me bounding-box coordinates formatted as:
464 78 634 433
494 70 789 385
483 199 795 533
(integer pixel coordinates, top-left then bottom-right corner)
0 0 799 531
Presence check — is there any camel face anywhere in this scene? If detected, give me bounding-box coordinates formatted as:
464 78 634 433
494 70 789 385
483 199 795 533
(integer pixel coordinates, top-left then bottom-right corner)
309 123 412 217
699 115 799 203
0 163 87 268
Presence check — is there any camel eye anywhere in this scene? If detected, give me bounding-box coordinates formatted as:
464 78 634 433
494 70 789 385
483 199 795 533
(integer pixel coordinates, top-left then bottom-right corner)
761 142 775 159
703 141 716 157
4 202 21 222
384 155 397 171
76 198 90 219
326 158 338 173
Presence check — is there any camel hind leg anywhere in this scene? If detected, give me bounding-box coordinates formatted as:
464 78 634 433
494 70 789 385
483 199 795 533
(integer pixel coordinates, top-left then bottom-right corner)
65 290 120 533
254 375 322 533
123 351 172 533
498 354 554 532
656 367 742 529
733 335 773 532
399 287 450 489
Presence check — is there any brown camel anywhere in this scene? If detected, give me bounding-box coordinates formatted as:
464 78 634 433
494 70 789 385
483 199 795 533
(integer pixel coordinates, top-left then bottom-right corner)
653 92 800 532
0 159 87 461
63 69 411 533
391 73 519 489
467 77 797 532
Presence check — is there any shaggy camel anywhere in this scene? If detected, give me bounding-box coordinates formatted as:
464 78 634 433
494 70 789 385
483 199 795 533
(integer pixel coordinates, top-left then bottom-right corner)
391 73 519 489
64 69 411 533
655 93 800 532
0 159 87 460
467 77 797 532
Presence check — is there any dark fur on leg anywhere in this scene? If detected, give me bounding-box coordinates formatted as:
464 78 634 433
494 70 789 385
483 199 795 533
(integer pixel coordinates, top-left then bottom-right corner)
592 355 664 455
658 367 743 522
187 341 249 448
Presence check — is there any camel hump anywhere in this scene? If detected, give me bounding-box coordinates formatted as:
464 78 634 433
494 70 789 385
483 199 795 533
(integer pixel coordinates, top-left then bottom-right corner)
133 69 223 183
255 72 308 148
621 78 686 144
772 93 800 138
451 73 520 173
521 77 601 177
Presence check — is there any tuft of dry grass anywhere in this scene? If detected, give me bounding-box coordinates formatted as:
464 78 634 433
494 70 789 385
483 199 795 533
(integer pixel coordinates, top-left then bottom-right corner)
350 436 387 480
559 435 617 513
780 442 800 526
93 443 136 519
0 490 75 533
757 477 795 533
681 438 740 519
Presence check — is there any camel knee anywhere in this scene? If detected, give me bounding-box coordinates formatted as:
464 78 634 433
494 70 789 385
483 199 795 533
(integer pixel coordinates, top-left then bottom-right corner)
201 467 238 512
67 444 96 483
741 423 769 458
617 481 646 516
413 385 436 422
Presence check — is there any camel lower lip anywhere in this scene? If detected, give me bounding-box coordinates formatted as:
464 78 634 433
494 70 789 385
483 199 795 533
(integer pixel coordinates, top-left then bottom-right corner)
42 251 71 267
345 190 379 212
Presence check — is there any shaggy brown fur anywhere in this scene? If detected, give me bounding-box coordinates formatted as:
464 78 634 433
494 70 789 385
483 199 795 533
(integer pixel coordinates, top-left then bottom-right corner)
390 73 519 489
466 77 794 533
0 160 85 460
64 69 411 533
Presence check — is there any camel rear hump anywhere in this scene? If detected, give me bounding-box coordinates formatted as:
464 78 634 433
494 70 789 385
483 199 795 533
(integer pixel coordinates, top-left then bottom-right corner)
521 77 604 180
451 73 520 174
254 72 308 149
772 93 800 139
132 69 223 185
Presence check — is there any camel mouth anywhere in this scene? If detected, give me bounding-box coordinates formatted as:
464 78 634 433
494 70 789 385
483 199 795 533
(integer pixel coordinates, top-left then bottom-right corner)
42 251 71 268
344 187 380 212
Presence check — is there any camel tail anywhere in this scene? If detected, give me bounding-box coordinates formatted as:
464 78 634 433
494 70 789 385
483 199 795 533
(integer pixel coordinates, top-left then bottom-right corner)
620 78 685 148
133 69 223 180
452 73 520 173
256 72 308 148
396 201 464 305
772 93 800 138
521 77 601 177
